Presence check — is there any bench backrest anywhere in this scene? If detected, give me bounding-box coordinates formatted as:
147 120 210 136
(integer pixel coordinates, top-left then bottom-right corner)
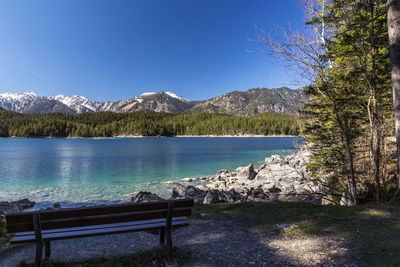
6 199 194 234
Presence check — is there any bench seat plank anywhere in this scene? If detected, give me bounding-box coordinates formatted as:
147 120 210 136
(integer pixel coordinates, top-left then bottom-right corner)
14 217 188 237
11 217 188 244
6 199 194 225
7 207 191 233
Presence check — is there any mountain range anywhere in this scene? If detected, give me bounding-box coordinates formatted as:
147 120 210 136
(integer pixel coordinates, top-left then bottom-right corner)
0 87 307 116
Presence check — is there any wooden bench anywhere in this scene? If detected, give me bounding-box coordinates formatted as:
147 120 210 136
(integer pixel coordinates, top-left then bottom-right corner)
5 199 194 266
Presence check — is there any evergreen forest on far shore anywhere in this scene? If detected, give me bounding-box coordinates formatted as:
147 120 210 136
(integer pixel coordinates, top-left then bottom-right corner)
0 109 301 137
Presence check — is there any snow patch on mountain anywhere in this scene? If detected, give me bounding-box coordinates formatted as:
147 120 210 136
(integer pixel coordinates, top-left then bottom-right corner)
139 92 157 97
165 91 189 102
0 92 38 100
49 95 103 113
134 97 143 103
139 91 188 102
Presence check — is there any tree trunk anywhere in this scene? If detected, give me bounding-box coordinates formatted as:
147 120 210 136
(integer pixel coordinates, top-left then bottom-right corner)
388 0 400 187
370 1 381 201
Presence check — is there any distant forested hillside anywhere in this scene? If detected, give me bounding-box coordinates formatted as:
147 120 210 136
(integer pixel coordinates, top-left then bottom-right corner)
0 110 301 137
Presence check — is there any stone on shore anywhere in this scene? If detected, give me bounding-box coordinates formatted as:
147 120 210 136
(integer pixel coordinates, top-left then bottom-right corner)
172 183 207 201
203 190 220 204
181 177 195 183
235 163 257 180
171 183 186 198
203 189 240 204
0 198 35 214
131 191 163 203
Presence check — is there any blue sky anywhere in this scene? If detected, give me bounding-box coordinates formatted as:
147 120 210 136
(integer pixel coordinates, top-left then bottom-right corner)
0 0 306 101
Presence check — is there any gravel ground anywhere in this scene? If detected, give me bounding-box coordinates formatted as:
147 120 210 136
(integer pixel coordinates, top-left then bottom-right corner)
0 216 357 267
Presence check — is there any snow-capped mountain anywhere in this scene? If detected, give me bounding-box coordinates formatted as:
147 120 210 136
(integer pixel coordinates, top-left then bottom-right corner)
0 91 192 114
102 91 194 113
0 92 74 114
49 95 104 113
0 92 41 112
0 88 306 115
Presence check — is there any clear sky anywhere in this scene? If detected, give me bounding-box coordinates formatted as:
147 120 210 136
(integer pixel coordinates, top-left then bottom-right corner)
0 0 306 102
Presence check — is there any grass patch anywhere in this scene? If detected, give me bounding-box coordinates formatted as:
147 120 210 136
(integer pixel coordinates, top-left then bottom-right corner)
16 247 190 267
285 222 316 235
194 201 400 266
0 216 12 252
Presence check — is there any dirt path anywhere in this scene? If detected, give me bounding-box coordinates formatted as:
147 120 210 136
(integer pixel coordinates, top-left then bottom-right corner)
0 216 357 267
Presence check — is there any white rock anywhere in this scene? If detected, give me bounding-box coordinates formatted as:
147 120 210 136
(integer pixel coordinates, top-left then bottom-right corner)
181 177 195 183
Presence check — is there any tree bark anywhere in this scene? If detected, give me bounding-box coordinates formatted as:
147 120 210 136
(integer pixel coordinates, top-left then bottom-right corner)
388 0 400 187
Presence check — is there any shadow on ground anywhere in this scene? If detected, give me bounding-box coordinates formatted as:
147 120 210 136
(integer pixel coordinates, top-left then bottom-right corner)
1 201 399 266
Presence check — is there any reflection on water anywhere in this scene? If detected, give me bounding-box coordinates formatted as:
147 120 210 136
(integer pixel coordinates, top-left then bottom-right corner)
0 137 303 207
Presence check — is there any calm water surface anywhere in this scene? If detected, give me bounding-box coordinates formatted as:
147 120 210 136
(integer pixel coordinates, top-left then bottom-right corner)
0 137 303 207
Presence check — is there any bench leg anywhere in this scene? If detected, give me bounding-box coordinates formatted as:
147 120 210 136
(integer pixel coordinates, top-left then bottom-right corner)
35 241 43 267
166 227 173 260
159 228 165 245
166 200 174 261
45 240 51 259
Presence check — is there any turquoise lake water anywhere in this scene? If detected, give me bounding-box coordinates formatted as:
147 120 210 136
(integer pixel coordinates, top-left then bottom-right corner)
0 137 303 207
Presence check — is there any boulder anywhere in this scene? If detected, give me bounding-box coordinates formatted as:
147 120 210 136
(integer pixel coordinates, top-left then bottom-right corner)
321 194 335 205
216 169 229 176
340 186 355 206
265 154 284 165
262 182 275 192
181 177 195 183
269 187 282 193
223 189 242 203
0 202 12 214
248 187 267 201
131 191 163 203
254 168 272 181
251 187 264 197
203 190 220 204
258 163 267 171
171 183 187 198
202 189 243 204
236 163 257 180
196 185 209 191
171 184 206 200
280 183 296 194
14 198 35 210
185 186 207 199
0 198 35 213
229 186 249 195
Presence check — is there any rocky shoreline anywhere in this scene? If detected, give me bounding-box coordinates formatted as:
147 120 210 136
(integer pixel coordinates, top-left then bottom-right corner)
132 146 323 205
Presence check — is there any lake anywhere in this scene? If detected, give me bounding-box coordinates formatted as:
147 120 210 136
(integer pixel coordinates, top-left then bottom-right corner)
0 137 303 208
